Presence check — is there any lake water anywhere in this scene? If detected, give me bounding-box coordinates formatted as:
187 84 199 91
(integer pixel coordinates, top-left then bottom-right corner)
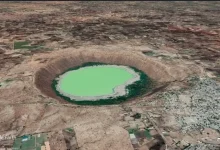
56 65 136 97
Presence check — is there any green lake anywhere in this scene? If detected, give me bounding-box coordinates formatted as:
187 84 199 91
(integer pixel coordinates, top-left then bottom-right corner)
52 63 151 105
56 65 136 97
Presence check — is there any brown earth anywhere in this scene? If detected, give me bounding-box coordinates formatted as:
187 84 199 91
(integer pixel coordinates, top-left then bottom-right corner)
0 1 220 150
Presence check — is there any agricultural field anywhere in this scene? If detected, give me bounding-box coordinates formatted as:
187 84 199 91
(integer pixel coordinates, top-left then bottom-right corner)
13 134 47 150
0 1 219 150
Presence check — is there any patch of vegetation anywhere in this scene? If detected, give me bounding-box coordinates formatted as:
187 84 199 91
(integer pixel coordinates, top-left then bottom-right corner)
128 126 139 134
0 79 13 87
215 73 220 78
14 41 29 49
13 134 47 150
65 128 73 133
142 51 156 56
52 62 155 105
5 79 14 83
128 127 152 140
14 41 44 51
144 128 152 139
131 113 141 119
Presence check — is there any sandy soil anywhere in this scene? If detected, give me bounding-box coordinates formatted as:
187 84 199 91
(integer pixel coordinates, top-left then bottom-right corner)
0 1 220 150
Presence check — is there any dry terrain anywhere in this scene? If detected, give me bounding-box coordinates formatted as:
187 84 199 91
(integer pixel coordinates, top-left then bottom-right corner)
0 1 220 150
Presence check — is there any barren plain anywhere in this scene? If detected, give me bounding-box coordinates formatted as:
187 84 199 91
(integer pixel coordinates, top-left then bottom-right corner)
0 1 220 150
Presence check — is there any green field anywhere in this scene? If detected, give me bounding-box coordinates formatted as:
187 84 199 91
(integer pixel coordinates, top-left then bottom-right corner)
12 134 47 150
14 41 43 50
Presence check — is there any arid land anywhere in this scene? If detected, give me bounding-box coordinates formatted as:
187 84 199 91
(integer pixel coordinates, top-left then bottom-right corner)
0 1 220 150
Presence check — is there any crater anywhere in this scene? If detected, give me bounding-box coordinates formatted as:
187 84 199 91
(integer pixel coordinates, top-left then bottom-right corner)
34 49 184 105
